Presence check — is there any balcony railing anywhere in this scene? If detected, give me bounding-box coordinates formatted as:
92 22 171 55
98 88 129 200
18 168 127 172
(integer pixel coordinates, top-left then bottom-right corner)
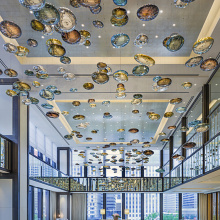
0 134 11 172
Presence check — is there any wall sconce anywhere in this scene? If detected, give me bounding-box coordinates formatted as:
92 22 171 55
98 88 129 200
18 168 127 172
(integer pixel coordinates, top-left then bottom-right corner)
100 209 105 220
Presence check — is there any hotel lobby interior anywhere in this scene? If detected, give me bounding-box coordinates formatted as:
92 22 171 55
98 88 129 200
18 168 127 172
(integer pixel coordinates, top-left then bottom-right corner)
0 0 220 219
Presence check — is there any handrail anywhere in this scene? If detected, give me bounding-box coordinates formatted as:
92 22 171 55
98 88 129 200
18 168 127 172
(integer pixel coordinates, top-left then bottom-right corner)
204 132 220 146
207 103 220 118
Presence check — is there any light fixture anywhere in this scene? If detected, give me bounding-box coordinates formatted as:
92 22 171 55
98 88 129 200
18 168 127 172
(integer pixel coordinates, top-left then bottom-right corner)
29 10 33 14
155 35 158 38
127 10 130 14
100 209 105 220
173 23 176 26
98 35 101 38
142 24 145 27
81 24 85 27
41 36 45 39
160 10 163 13
124 209 129 219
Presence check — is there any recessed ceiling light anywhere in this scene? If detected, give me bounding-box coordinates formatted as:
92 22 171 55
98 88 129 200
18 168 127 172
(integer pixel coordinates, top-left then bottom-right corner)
41 36 45 39
155 35 158 38
127 10 130 14
160 10 163 13
86 46 89 49
194 84 197 86
216 84 218 86
81 24 85 27
173 24 176 27
98 35 101 38
29 10 33 14
142 24 146 27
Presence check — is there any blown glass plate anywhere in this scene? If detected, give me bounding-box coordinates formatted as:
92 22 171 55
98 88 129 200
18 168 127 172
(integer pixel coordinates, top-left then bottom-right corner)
24 70 34 76
32 81 41 88
182 82 192 89
6 89 18 97
43 24 54 36
133 94 142 99
34 3 60 25
97 62 107 70
134 34 149 48
185 56 203 67
55 7 77 33
19 0 45 11
152 83 168 92
176 107 187 113
80 30 91 39
110 15 128 27
200 58 218 71
194 123 210 133
113 70 128 83
46 111 60 119
193 37 214 54
3 43 17 53
174 0 188 8
36 73 49 79
111 33 130 48
48 44 66 57
46 85 57 92
4 69 18 77
181 0 195 2
46 38 62 47
60 56 71 64
188 120 201 127
153 76 162 82
90 5 102 14
93 20 104 28
62 30 81 44
73 115 86 120
31 19 45 32
83 82 94 90
0 20 22 39
13 81 31 91
137 4 159 21
163 34 184 52
112 8 127 19
170 98 182 104
33 65 47 74
134 54 155 66
113 0 127 6
92 72 109 84
39 89 54 100
70 0 81 8
77 0 101 8
15 46 29 57
157 78 172 87
63 73 76 81
41 103 54 109
132 65 149 76
27 39 38 47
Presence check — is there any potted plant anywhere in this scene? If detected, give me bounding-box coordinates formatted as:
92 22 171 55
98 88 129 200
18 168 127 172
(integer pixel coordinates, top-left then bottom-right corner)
112 213 121 220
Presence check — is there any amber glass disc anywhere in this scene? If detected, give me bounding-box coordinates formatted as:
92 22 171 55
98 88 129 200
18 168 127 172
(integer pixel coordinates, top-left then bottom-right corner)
6 89 18 97
183 142 196 149
137 4 159 21
73 115 85 120
46 38 62 47
70 0 81 8
134 54 155 66
13 81 31 91
112 8 127 19
193 37 214 54
170 98 182 104
97 62 107 70
48 44 66 57
200 58 218 71
182 82 192 89
110 15 128 27
113 70 128 83
72 101 81 106
83 82 94 90
164 112 174 118
4 69 18 77
128 128 139 133
0 20 22 39
157 78 172 87
46 111 60 118
62 30 81 44
31 19 45 31
168 125 176 130
143 150 154 156
90 5 102 14
93 20 104 28
149 113 160 121
77 0 101 8
27 39 38 47
92 72 109 84
185 56 203 67
79 30 91 39
172 154 181 159
15 46 29 57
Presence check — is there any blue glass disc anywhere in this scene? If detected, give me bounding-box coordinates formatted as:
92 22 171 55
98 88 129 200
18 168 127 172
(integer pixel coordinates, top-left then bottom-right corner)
113 0 127 6
41 103 54 109
111 33 130 48
132 65 149 76
176 107 187 113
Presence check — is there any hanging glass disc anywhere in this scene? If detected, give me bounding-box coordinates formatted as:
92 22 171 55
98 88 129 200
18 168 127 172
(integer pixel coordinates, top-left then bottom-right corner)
62 30 81 44
163 34 184 52
152 83 168 92
157 78 172 87
134 34 149 48
48 44 66 57
60 56 71 64
4 69 18 77
34 3 60 25
33 65 47 74
32 81 41 88
200 58 218 71
39 89 54 100
6 89 18 97
24 70 34 76
112 8 127 19
19 0 45 11
55 7 77 33
92 72 109 84
181 0 195 2
137 4 159 21
0 20 22 39
46 85 57 92
185 56 203 67
132 65 149 76
111 33 130 48
3 43 17 53
134 54 155 66
153 76 162 82
70 0 81 8
113 70 128 83
77 0 101 8
174 0 188 8
46 111 60 119
15 46 29 57
193 37 214 54
43 24 54 36
31 19 45 32
176 107 187 113
83 83 94 90
27 39 38 47
41 103 54 109
113 0 127 6
110 15 128 27
63 73 76 81
93 20 104 28
13 81 31 91
90 5 102 14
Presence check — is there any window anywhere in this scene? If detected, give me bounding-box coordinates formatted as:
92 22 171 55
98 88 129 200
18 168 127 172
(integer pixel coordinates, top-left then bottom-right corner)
34 188 42 220
125 193 141 220
43 190 50 220
106 194 122 219
182 193 198 220
87 193 103 220
163 194 179 219
144 193 160 219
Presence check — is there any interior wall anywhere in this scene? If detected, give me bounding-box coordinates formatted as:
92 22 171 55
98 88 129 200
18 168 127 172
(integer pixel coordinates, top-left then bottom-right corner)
0 179 12 220
72 194 87 220
50 191 57 220
60 195 68 219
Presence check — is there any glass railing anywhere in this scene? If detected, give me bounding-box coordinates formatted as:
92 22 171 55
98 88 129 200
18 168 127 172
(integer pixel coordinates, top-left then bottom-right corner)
70 177 163 192
0 135 11 171
209 103 220 139
163 175 170 191
170 164 182 188
29 154 69 190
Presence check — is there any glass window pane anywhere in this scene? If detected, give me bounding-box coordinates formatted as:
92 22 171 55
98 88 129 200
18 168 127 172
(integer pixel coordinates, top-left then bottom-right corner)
43 190 50 220
106 194 122 219
87 193 103 220
125 193 141 220
163 194 179 219
144 193 160 219
182 193 198 220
